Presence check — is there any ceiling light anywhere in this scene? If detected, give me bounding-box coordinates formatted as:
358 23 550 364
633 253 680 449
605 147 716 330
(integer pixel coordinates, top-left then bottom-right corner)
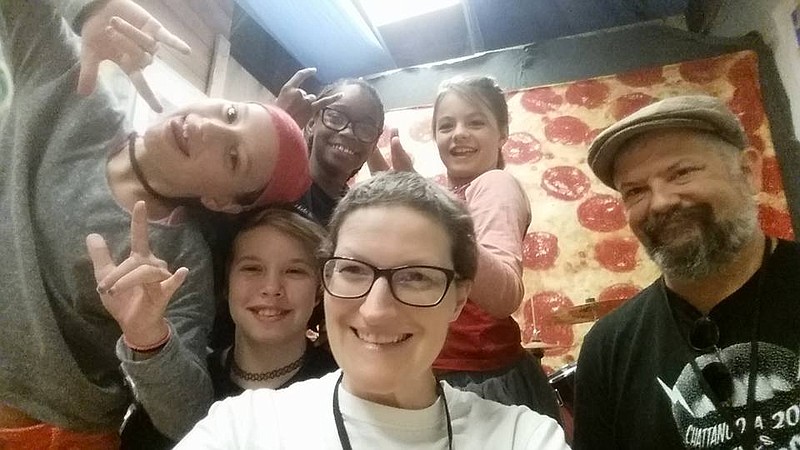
358 0 461 26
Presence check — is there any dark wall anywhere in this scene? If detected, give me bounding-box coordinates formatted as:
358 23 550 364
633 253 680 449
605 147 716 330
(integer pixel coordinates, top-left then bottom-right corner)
364 22 800 237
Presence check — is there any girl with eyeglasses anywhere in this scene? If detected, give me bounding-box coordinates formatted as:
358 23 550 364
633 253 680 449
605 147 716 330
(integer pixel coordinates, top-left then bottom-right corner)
176 171 568 449
277 70 386 225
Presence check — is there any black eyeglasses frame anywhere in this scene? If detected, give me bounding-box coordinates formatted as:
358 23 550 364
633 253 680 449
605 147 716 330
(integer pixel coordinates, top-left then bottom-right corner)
321 256 457 308
320 108 381 143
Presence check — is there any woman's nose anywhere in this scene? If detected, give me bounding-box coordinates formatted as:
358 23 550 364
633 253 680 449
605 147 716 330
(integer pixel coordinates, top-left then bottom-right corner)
337 122 357 139
196 117 236 142
358 277 398 321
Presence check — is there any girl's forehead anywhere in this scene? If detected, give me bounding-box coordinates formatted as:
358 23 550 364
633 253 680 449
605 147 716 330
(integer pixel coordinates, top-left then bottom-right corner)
439 91 487 112
330 86 381 120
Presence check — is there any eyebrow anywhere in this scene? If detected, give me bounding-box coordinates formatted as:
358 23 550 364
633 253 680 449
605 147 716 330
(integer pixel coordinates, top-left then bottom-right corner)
235 254 312 265
438 111 488 121
466 111 488 119
665 159 699 172
330 106 377 126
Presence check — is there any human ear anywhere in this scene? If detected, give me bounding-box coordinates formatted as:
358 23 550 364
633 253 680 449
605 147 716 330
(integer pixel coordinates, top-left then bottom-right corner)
449 280 472 322
498 132 508 149
740 148 762 194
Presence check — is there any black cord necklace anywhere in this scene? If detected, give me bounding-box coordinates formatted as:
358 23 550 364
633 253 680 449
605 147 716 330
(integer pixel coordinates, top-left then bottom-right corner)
230 351 305 382
127 131 175 204
665 236 772 449
332 372 454 450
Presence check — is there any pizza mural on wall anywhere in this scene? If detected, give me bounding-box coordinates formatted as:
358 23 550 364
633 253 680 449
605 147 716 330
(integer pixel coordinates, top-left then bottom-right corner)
355 50 794 373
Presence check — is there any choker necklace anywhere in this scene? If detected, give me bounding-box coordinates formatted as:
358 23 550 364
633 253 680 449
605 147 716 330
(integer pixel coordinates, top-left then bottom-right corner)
333 372 454 450
231 352 305 382
127 131 174 204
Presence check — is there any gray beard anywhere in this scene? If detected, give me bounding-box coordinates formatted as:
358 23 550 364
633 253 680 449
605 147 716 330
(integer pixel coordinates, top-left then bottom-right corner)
640 200 758 281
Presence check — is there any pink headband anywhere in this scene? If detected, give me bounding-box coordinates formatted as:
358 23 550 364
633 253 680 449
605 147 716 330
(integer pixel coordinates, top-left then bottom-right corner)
250 103 311 207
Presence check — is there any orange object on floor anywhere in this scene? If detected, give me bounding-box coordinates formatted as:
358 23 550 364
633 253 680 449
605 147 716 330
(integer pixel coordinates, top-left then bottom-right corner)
0 423 120 450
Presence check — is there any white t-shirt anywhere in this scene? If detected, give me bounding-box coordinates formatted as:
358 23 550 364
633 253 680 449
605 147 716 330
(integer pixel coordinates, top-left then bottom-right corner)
176 370 569 449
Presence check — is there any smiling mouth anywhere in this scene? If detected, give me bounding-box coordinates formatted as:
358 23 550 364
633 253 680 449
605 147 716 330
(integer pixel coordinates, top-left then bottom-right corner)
330 143 357 157
352 328 412 345
248 307 290 320
169 116 191 157
450 146 477 157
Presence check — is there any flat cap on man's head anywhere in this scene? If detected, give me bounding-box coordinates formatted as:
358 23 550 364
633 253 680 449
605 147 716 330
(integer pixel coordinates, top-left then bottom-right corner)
587 95 748 189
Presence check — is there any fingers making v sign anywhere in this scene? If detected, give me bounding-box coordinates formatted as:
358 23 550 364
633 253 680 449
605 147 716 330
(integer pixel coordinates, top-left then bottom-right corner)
78 0 191 112
276 68 343 128
86 201 188 351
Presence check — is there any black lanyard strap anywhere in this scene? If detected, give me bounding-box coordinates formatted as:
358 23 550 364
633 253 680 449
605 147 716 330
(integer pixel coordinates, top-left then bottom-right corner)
332 372 454 450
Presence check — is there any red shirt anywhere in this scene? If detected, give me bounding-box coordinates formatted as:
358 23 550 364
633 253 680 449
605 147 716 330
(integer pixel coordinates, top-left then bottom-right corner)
434 170 531 372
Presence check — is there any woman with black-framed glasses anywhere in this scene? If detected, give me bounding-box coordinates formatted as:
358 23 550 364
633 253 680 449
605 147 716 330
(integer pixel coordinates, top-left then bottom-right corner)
177 171 568 449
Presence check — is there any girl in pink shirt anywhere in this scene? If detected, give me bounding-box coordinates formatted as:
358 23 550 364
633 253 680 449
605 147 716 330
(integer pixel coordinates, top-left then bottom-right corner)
396 76 561 421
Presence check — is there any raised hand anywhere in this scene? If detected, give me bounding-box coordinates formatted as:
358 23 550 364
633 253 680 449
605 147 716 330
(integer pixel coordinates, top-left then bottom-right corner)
78 0 191 112
366 145 390 174
275 68 342 128
390 128 416 172
86 201 188 349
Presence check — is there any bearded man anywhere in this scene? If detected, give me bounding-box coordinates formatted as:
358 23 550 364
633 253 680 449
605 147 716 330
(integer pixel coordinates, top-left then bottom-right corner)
573 95 800 450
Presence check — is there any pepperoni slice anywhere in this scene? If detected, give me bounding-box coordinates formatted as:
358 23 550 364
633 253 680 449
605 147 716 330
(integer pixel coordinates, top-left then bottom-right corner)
523 231 559 270
586 128 603 144
544 116 591 145
527 291 575 356
594 237 639 272
409 115 433 142
728 53 757 89
598 283 640 303
728 87 765 133
679 58 722 84
758 204 795 240
521 87 564 114
565 80 610 109
611 93 656 121
616 66 666 87
761 157 784 195
504 132 543 165
747 132 765 154
541 166 591 201
577 194 627 232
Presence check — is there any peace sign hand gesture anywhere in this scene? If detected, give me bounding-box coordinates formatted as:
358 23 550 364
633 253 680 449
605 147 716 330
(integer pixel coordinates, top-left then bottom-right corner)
276 68 342 128
77 0 191 112
86 201 188 349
